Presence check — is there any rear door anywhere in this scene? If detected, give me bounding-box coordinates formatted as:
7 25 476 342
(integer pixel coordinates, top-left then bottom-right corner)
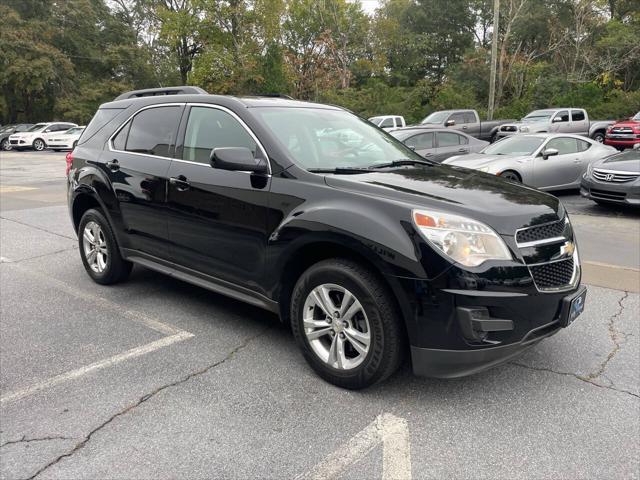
570 109 589 135
404 132 436 159
534 136 581 188
435 131 469 162
166 104 271 289
106 103 184 259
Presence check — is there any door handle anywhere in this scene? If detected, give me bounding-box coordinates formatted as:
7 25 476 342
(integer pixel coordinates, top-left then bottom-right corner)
458 148 469 153
423 152 433 156
462 126 468 130
106 159 120 172
170 175 190 191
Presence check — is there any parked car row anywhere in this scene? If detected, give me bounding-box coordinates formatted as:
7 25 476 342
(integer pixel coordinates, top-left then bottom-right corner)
0 122 84 152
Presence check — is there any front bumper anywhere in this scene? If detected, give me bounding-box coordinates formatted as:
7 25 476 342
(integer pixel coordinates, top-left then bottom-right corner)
604 136 640 149
47 142 73 149
580 176 640 205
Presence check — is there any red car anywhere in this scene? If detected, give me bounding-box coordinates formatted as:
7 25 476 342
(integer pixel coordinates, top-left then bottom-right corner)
605 111 640 149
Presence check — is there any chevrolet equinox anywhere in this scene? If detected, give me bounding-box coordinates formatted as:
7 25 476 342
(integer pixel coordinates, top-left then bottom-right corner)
67 87 587 389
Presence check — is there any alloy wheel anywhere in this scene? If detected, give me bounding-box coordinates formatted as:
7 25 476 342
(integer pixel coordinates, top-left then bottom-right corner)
82 221 108 273
302 284 371 370
0 139 11 151
33 139 45 151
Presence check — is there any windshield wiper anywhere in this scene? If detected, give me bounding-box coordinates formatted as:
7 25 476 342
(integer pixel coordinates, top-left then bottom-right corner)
368 159 435 169
307 167 371 174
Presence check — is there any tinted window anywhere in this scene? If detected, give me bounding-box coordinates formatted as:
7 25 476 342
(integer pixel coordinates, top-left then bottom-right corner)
182 107 256 164
449 113 466 125
112 121 130 150
572 110 586 121
81 108 124 145
380 118 394 128
546 137 578 155
437 132 461 147
463 112 476 124
126 106 181 156
405 132 434 150
554 111 569 122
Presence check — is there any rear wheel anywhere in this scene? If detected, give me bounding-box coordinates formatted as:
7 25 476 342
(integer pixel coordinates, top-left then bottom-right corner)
78 208 132 285
592 131 605 143
32 138 45 151
290 259 405 389
499 170 522 182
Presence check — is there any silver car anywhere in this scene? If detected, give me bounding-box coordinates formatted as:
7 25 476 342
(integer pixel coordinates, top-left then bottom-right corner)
443 133 617 191
389 127 489 162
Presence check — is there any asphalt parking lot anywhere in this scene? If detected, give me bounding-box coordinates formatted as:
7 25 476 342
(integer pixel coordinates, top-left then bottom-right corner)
1 151 639 479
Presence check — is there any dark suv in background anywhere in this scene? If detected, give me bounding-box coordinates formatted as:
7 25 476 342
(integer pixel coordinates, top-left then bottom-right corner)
67 87 586 389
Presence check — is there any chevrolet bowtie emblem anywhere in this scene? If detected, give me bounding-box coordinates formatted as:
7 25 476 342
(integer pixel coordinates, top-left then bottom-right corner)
560 241 575 257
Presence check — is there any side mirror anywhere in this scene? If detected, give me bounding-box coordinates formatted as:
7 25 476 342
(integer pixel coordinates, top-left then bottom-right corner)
445 119 455 127
542 148 559 159
210 147 268 174
552 117 563 123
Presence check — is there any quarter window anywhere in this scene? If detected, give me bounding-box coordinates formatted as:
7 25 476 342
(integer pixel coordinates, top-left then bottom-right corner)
112 121 130 151
125 106 181 157
181 107 257 164
576 139 591 152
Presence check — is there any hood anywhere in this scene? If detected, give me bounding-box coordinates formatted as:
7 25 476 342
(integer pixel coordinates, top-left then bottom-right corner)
595 153 640 173
324 164 561 234
611 120 640 128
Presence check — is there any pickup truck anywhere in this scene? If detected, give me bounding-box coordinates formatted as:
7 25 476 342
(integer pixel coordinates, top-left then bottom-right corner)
495 108 615 143
604 111 640 150
368 115 406 131
419 109 515 142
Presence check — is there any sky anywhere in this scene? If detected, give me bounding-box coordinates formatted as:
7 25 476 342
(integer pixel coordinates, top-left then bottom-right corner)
358 0 380 15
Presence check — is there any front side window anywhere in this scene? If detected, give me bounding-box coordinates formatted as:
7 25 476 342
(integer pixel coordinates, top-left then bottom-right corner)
181 106 256 164
437 132 461 147
545 137 578 155
125 106 181 156
380 118 394 128
554 111 569 123
254 107 424 170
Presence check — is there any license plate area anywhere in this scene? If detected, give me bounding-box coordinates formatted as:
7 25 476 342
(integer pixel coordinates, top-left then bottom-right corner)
559 286 587 328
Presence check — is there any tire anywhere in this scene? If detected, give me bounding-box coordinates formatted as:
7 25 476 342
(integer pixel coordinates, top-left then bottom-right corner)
0 138 11 151
78 208 132 285
592 131 605 143
32 138 46 151
290 258 405 389
499 170 522 182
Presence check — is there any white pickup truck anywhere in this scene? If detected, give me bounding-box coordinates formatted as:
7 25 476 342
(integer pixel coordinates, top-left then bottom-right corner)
368 115 406 131
496 108 615 143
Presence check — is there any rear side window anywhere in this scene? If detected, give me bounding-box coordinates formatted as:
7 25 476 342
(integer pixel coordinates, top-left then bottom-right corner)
394 117 403 126
463 112 476 123
572 110 586 121
80 108 124 145
125 106 182 157
437 132 461 147
181 106 256 164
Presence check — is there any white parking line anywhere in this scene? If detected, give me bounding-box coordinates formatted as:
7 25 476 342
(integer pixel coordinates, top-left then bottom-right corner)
1 260 195 404
0 331 194 404
297 413 412 480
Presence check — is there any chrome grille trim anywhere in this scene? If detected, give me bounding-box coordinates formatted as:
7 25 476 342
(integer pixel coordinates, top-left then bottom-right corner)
592 168 639 183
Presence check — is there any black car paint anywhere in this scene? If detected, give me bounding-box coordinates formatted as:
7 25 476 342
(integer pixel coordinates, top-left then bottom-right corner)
68 94 582 378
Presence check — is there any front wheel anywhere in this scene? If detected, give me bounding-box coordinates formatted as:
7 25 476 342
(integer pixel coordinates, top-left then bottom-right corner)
78 208 132 285
499 170 522 182
32 138 46 151
0 138 11 151
290 259 405 389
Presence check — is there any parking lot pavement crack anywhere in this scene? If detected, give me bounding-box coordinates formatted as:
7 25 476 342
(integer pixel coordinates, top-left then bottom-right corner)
510 361 639 400
0 215 76 241
0 436 72 449
584 291 630 382
25 330 266 480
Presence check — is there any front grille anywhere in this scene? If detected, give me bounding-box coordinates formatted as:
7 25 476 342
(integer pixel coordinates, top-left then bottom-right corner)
530 258 575 290
516 220 565 245
9 140 18 144
501 125 517 132
611 127 633 134
590 188 626 201
592 169 639 183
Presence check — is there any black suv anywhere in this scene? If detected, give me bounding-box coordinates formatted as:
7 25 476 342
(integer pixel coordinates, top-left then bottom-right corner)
67 87 586 389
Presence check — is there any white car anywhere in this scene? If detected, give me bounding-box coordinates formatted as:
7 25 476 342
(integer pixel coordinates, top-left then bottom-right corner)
47 126 85 151
8 122 77 151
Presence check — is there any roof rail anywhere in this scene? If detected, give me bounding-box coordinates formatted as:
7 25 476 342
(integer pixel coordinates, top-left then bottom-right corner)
254 93 294 99
114 86 208 101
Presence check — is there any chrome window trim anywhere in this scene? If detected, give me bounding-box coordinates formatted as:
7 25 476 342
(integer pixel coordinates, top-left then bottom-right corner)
107 102 185 161
107 102 272 175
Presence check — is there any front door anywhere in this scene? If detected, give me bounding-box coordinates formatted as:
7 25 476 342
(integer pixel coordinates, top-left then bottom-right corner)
106 104 184 259
167 105 271 291
534 137 582 188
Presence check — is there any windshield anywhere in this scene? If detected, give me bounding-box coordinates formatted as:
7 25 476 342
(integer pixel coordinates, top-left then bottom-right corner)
420 112 450 124
522 110 555 122
368 116 383 125
483 136 545 156
632 112 640 121
27 123 47 132
254 108 425 170
0 125 14 133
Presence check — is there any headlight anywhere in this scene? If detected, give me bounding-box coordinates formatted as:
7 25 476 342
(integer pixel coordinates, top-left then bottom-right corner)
519 126 529 132
412 209 512 267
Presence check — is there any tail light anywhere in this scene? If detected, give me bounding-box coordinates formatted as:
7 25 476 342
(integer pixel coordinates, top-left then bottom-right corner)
65 151 73 176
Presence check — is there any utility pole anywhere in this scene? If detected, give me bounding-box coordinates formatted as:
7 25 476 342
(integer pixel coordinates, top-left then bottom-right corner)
487 0 500 120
